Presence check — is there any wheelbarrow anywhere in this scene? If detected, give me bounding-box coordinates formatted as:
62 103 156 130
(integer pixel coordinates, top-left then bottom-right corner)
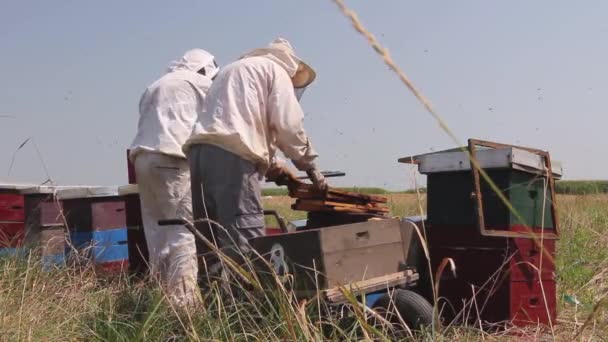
159 214 434 332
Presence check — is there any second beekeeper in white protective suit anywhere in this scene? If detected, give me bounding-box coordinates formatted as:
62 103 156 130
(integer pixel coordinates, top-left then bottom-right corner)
183 38 326 281
129 49 219 306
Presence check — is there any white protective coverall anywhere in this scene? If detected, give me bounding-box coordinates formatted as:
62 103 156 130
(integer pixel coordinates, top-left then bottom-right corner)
184 38 318 171
129 49 218 306
183 38 318 278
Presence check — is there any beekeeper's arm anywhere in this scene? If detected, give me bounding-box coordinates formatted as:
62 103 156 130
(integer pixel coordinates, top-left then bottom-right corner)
267 70 326 190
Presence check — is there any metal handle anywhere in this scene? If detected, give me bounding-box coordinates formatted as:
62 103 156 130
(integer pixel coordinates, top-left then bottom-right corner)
263 210 288 233
296 171 346 180
158 219 188 226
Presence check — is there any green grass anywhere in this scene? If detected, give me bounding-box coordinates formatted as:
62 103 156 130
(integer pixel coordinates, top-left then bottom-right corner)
1 194 607 340
263 180 608 197
261 187 290 196
555 180 608 194
262 187 423 197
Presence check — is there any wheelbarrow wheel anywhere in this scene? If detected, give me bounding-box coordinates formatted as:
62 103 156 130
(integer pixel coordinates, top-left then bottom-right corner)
372 289 434 334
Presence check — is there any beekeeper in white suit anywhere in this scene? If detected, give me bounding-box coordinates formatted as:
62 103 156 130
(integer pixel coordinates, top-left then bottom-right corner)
129 49 218 306
183 38 326 279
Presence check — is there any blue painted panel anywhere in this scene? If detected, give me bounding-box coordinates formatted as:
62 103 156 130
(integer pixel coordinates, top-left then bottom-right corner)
291 219 308 230
365 291 386 308
94 229 128 244
92 244 128 263
70 231 92 248
0 247 26 258
70 228 127 248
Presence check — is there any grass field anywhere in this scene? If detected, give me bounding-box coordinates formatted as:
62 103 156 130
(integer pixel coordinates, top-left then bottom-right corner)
0 194 606 340
555 180 608 195
263 180 608 197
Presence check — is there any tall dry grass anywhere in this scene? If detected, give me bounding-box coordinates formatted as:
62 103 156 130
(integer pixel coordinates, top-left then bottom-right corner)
264 194 608 340
0 194 605 341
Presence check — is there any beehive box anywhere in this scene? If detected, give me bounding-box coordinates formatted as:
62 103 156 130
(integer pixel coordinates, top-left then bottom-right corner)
250 218 418 297
401 146 562 231
0 184 30 249
400 142 561 327
21 186 68 268
71 229 128 262
22 186 65 243
58 187 129 269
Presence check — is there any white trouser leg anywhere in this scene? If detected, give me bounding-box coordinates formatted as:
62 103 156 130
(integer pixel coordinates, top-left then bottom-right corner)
133 152 198 306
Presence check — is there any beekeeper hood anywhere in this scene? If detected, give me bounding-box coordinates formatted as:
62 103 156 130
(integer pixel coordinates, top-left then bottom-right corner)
168 49 219 79
240 38 316 96
129 48 219 161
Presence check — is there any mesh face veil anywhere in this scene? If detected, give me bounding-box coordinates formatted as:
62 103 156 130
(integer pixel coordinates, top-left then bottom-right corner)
294 87 307 101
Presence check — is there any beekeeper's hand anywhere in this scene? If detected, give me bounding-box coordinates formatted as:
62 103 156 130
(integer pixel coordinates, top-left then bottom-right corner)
266 164 298 185
307 168 328 192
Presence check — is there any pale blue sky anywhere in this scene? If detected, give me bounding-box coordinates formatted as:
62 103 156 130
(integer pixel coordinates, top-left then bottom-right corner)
1 1 606 190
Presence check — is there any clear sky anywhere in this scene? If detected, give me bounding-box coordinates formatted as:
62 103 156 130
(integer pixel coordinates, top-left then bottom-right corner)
1 1 606 190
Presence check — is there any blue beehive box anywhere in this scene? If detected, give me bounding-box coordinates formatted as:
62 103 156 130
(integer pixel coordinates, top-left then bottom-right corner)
70 228 128 263
58 187 130 267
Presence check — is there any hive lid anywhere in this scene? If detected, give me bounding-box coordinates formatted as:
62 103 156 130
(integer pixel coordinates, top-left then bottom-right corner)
0 182 41 190
399 146 563 178
19 185 84 195
118 184 139 195
56 186 120 200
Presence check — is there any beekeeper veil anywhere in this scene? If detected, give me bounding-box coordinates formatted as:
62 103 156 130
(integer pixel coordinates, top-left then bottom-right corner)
168 49 219 79
240 38 316 101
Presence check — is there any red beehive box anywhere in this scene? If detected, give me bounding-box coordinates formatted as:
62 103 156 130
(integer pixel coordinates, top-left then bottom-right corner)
0 184 30 248
423 224 556 325
400 140 561 328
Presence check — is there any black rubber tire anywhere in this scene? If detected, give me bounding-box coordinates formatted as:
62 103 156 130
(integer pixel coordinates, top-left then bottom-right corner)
372 289 434 332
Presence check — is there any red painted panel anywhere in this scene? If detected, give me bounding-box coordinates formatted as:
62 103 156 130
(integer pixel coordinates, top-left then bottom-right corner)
427 224 509 248
431 246 512 324
91 201 126 230
432 246 510 282
510 279 556 326
0 222 24 247
509 238 555 281
435 278 511 324
97 260 129 273
426 222 558 328
0 194 25 221
265 227 283 236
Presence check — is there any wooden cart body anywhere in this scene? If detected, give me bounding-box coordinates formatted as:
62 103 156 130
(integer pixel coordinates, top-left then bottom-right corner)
250 218 421 301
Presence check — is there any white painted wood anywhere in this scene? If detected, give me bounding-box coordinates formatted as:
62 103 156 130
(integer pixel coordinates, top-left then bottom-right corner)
118 184 139 195
407 147 563 177
0 184 119 195
20 185 82 194
56 186 119 200
0 183 39 190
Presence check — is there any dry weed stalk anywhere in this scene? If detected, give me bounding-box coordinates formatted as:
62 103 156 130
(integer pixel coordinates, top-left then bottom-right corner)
331 0 556 266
